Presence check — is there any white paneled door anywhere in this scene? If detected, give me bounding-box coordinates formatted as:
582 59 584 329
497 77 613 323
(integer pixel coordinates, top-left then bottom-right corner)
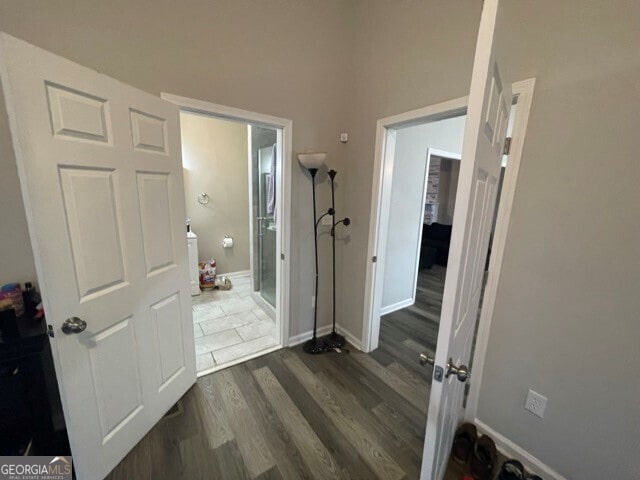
0 33 196 479
420 1 512 479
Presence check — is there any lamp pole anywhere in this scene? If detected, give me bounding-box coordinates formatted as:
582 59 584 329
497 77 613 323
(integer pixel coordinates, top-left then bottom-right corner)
323 169 347 349
303 167 325 354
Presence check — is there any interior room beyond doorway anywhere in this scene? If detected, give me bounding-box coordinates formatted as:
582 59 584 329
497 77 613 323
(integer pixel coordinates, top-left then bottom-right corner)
179 111 281 374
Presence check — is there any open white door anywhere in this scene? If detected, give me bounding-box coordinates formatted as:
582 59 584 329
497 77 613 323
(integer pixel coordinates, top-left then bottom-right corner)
0 34 196 479
420 1 511 479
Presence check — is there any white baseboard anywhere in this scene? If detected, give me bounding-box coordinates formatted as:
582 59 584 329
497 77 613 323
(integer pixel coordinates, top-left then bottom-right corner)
221 270 251 279
336 323 362 350
380 297 414 316
288 325 333 347
287 323 362 351
474 419 568 480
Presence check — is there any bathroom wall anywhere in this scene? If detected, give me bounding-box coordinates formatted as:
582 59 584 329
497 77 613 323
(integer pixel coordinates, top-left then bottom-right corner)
381 115 466 311
180 112 250 274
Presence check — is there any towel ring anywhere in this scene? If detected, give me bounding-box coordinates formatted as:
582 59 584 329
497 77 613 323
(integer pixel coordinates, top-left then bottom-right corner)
197 193 210 205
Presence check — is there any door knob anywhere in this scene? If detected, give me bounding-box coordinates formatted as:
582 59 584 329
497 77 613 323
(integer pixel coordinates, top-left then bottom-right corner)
419 352 435 366
445 358 470 382
61 317 87 334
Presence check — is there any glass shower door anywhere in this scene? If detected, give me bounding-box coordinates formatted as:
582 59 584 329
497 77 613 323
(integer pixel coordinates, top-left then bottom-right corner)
257 146 277 308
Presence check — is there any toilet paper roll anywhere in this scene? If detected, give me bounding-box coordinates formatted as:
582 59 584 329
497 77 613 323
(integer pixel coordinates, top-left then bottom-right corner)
222 236 234 248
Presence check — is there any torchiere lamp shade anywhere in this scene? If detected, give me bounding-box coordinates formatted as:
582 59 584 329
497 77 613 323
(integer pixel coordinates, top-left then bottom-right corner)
297 152 327 170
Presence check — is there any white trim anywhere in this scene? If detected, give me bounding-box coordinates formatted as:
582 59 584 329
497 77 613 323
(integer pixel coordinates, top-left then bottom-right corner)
474 419 568 480
380 298 414 316
162 93 293 349
247 125 257 291
196 344 282 377
220 269 251 279
337 324 363 351
465 78 536 419
287 323 362 350
288 325 333 347
251 291 276 321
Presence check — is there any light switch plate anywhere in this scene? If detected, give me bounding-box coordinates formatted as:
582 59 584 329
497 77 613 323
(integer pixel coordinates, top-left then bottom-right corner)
524 389 547 418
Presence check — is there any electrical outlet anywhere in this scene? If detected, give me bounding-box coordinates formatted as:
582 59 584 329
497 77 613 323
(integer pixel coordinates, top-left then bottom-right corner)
322 214 334 226
340 132 349 143
524 389 547 418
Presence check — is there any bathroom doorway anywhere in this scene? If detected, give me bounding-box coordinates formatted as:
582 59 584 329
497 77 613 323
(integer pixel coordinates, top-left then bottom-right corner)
163 94 292 376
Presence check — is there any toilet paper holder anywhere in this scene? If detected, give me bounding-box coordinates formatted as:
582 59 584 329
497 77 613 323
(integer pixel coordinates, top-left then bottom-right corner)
222 235 233 248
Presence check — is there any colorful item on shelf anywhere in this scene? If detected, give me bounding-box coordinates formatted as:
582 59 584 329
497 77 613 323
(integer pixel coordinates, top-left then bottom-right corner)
0 283 25 317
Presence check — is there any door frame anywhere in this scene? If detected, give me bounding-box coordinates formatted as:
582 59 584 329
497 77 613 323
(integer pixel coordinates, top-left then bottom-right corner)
161 93 293 354
360 78 536 409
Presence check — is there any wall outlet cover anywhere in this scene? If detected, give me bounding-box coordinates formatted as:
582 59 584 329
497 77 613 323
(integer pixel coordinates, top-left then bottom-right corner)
524 389 547 418
340 132 349 143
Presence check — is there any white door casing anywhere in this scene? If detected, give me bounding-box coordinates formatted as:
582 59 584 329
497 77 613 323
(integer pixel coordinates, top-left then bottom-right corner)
0 33 196 479
420 1 511 479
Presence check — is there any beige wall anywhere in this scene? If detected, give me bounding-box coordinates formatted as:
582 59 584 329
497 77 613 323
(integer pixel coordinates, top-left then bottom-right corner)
0 90 38 288
340 0 482 335
478 3 640 479
0 0 356 337
342 1 640 479
180 112 250 274
1 1 639 478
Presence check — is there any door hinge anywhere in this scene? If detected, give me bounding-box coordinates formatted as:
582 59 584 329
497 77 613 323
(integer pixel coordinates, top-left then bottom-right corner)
503 136 512 155
280 253 285 260
372 256 377 263
47 325 55 338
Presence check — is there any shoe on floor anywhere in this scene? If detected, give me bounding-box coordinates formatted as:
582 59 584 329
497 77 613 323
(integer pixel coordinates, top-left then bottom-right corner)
498 459 525 480
469 435 497 480
451 422 477 464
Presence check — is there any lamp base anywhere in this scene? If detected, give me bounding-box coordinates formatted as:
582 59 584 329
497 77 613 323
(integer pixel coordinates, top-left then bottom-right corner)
303 337 326 354
322 331 346 349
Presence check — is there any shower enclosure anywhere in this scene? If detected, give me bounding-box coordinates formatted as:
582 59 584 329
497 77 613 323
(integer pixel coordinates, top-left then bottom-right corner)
250 126 278 308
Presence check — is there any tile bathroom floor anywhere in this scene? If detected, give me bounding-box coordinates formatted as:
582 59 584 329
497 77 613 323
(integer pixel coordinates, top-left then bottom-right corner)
191 275 278 373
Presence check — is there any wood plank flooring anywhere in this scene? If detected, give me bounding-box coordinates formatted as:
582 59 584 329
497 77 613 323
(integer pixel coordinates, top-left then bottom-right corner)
107 268 449 480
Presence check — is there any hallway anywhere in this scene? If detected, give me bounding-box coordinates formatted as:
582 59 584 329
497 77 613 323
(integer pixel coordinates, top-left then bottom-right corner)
107 269 446 479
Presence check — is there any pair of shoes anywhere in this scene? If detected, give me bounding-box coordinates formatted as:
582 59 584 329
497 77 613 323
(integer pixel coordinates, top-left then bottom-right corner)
497 459 543 480
451 423 497 480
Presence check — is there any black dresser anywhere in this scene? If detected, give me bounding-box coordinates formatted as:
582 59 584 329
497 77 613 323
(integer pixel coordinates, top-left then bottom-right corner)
0 308 70 456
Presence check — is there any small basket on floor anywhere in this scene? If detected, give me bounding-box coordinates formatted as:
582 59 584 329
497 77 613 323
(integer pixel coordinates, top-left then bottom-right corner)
215 276 233 291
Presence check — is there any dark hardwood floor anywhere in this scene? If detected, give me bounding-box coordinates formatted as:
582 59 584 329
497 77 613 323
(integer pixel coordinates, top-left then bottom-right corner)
107 268 448 480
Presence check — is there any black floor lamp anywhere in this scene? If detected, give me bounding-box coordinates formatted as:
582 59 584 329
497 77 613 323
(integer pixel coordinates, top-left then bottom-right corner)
323 169 350 349
298 152 328 354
